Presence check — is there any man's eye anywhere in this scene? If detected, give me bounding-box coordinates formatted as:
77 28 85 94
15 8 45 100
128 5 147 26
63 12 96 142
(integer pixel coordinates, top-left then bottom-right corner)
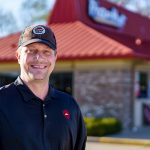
27 50 35 54
44 51 52 55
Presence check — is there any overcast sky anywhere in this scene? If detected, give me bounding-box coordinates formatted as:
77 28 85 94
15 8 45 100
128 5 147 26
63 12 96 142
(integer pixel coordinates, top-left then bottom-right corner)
0 0 56 37
0 0 55 11
0 0 56 24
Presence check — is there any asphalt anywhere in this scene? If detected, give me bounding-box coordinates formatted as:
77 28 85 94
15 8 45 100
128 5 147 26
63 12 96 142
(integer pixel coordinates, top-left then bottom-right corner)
87 126 150 146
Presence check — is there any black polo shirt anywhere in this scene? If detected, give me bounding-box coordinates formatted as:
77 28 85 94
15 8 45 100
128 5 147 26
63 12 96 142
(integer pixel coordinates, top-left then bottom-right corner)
0 77 86 150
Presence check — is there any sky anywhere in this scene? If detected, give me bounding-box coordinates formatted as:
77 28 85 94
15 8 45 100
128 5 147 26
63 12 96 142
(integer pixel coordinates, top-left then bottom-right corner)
0 0 149 37
0 0 56 24
0 0 22 11
0 0 24 24
0 0 55 12
0 0 148 22
0 0 56 36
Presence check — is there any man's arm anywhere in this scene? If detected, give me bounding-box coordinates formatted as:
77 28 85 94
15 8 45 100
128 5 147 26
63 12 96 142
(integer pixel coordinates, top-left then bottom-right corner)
74 108 87 150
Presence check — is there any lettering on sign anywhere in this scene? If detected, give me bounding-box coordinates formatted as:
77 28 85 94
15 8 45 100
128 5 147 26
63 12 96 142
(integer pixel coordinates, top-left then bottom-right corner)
88 0 127 28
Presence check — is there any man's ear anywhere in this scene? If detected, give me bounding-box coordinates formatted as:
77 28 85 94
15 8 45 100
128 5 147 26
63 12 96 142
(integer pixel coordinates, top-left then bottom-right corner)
15 50 20 63
55 50 57 60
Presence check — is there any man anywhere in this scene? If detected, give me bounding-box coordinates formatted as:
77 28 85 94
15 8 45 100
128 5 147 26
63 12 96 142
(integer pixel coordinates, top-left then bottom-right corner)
0 25 86 150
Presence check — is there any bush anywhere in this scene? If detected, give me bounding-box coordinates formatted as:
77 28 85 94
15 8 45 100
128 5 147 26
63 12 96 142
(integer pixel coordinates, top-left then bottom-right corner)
84 117 122 136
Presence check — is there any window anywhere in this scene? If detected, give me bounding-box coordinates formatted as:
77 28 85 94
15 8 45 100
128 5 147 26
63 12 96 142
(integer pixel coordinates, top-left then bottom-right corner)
143 104 150 125
0 73 18 87
0 72 73 95
135 72 148 98
50 72 73 95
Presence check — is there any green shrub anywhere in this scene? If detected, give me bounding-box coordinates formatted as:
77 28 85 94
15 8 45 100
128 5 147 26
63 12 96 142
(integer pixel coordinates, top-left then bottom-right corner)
84 117 122 136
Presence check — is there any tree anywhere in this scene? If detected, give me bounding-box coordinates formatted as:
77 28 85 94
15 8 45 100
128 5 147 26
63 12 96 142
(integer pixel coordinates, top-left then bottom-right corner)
108 0 150 19
0 9 18 37
19 0 51 28
0 0 55 37
108 0 130 5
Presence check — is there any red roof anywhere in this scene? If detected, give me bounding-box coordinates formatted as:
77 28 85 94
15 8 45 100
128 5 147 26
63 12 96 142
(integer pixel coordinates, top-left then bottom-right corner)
48 0 150 59
0 21 140 62
0 33 20 62
1 0 150 62
49 0 150 41
49 0 80 23
51 21 136 60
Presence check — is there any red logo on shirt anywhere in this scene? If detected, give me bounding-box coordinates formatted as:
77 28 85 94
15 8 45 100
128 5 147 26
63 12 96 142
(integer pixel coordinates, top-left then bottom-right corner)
63 110 70 119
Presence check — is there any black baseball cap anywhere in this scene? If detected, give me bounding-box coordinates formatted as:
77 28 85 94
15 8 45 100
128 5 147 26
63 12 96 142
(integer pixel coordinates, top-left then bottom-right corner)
18 24 57 50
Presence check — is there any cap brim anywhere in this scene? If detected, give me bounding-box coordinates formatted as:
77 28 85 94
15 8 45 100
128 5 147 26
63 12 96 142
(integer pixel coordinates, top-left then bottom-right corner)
20 39 56 50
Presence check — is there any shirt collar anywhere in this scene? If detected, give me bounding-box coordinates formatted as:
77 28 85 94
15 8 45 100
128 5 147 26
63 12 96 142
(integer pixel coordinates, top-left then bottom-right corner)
14 76 56 102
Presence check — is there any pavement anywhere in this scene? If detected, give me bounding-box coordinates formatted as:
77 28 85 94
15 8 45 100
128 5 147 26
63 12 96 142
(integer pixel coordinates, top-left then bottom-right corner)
87 126 150 146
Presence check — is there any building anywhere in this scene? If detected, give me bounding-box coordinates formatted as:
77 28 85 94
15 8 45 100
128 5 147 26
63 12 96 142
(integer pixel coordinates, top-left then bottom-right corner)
1 0 150 128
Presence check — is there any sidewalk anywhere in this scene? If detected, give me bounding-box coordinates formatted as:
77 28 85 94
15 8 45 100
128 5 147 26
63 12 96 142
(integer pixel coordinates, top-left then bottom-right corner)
87 126 150 146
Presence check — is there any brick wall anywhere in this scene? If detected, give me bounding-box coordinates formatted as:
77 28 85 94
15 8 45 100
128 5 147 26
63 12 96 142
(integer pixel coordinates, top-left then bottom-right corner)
74 69 133 128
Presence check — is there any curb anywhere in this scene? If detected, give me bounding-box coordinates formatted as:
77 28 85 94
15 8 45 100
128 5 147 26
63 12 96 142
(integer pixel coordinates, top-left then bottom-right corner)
87 136 150 146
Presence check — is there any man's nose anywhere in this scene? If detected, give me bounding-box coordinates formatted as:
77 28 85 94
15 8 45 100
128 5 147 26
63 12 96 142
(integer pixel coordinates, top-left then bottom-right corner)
36 54 39 60
35 53 44 61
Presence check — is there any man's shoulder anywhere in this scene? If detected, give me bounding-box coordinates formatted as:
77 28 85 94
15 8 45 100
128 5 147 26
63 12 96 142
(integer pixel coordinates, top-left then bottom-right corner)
0 83 16 96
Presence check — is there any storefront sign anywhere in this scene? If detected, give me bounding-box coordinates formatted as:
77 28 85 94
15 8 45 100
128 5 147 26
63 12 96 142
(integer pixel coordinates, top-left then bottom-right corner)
88 0 127 28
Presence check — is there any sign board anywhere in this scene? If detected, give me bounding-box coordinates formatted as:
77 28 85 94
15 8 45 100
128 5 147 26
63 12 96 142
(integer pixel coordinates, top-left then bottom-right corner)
88 0 127 28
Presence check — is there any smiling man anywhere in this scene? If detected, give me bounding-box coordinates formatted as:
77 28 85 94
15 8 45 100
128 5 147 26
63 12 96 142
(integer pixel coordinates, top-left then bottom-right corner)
0 25 86 150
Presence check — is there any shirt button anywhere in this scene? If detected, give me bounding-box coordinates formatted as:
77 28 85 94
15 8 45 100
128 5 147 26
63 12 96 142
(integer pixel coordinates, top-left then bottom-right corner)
43 104 45 107
44 114 47 118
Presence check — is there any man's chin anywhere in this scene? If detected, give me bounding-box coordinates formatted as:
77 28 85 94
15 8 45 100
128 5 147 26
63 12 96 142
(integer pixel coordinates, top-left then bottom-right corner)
29 76 46 81
27 73 49 81
33 77 45 81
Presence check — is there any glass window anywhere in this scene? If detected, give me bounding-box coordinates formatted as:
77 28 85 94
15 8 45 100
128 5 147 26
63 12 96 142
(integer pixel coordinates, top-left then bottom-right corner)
0 73 18 87
0 72 73 95
143 104 150 125
135 72 148 98
50 72 73 95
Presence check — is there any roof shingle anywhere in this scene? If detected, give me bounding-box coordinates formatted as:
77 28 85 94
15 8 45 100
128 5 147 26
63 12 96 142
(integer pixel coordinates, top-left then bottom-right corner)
0 21 138 62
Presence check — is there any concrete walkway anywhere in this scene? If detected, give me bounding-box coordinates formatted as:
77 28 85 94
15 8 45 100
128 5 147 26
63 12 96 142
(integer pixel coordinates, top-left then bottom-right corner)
87 126 150 146
108 126 150 139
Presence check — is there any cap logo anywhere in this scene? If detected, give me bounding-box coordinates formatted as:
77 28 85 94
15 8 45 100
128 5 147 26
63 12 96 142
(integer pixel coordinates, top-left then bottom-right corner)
33 26 45 35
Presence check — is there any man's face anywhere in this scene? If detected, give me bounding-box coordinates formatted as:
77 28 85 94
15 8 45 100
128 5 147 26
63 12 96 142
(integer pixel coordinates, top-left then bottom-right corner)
17 42 57 82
